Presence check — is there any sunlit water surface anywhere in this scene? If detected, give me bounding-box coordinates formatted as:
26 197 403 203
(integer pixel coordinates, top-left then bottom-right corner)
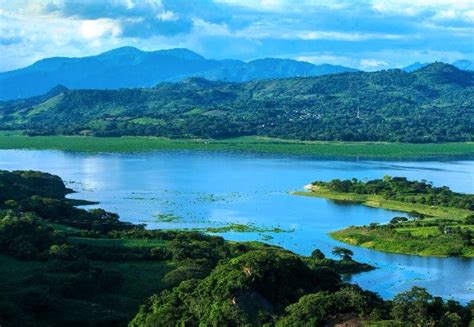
1 150 473 302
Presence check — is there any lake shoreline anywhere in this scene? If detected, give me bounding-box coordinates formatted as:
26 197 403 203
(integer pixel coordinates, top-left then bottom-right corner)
0 134 473 159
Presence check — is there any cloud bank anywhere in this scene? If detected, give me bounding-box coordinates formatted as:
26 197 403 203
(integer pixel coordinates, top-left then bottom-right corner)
0 0 472 71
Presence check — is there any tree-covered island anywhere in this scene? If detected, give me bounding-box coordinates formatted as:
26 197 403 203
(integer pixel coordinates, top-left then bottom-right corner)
296 176 474 257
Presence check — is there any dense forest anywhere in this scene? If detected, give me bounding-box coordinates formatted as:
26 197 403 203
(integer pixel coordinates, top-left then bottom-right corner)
1 170 472 326
312 176 474 210
0 63 472 142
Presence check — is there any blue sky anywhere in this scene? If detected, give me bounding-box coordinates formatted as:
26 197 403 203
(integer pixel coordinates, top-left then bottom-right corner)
0 0 473 72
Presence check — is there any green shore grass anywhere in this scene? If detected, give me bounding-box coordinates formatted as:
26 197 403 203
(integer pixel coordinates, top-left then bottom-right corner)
0 133 473 158
330 226 474 257
294 187 474 257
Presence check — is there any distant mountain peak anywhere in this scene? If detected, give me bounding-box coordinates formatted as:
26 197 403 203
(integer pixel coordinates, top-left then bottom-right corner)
402 62 430 72
452 59 473 71
99 46 142 56
47 84 68 95
155 48 204 61
414 62 472 86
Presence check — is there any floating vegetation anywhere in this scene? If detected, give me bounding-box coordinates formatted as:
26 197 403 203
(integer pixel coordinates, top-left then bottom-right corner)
260 234 274 241
153 213 182 222
195 193 226 203
192 223 294 234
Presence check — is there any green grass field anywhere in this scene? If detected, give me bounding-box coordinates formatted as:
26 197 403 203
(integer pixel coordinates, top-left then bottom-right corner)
0 133 473 158
330 226 474 257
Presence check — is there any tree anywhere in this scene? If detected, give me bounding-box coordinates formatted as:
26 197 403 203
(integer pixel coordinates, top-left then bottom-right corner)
391 287 433 324
332 247 353 261
310 249 325 260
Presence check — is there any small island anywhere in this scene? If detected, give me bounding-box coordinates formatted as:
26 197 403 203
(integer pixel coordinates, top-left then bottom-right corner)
296 176 474 257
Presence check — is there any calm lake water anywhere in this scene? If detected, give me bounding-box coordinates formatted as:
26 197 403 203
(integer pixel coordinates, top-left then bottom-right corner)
1 150 473 302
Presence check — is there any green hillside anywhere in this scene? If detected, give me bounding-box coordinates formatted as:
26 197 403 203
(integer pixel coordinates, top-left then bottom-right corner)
1 63 472 142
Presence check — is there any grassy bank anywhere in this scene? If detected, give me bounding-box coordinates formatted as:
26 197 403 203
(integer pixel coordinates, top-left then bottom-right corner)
0 133 473 158
293 188 472 221
330 225 474 257
295 185 474 257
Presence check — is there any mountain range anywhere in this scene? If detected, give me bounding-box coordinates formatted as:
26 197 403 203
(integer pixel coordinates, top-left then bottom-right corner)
1 62 472 143
0 47 358 100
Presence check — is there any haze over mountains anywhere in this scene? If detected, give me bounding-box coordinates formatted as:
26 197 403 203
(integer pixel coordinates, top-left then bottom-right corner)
0 47 358 101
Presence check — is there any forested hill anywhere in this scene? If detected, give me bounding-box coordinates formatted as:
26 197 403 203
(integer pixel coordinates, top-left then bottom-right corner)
1 62 473 142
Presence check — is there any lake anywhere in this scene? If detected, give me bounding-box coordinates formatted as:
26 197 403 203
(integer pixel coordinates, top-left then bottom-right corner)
1 149 473 302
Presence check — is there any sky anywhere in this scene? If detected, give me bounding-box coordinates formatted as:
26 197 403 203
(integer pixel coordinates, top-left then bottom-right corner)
0 0 473 72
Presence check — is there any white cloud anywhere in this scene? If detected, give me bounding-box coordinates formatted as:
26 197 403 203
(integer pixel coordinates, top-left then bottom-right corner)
297 30 403 41
372 0 474 14
359 59 389 70
157 10 178 22
79 19 122 39
295 54 354 66
192 19 231 36
432 9 474 23
215 0 350 12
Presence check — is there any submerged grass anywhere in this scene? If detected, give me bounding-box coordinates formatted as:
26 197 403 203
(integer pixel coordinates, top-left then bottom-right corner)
0 133 473 158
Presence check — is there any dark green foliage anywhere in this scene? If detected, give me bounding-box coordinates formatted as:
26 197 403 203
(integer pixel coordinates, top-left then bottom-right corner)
130 249 342 326
332 247 354 261
0 211 63 260
314 176 474 210
311 248 325 259
276 285 385 326
0 170 71 202
391 287 471 326
0 169 137 232
1 63 472 142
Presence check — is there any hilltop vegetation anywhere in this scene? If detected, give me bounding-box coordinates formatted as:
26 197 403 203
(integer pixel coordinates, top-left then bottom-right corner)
1 63 473 142
1 170 472 326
